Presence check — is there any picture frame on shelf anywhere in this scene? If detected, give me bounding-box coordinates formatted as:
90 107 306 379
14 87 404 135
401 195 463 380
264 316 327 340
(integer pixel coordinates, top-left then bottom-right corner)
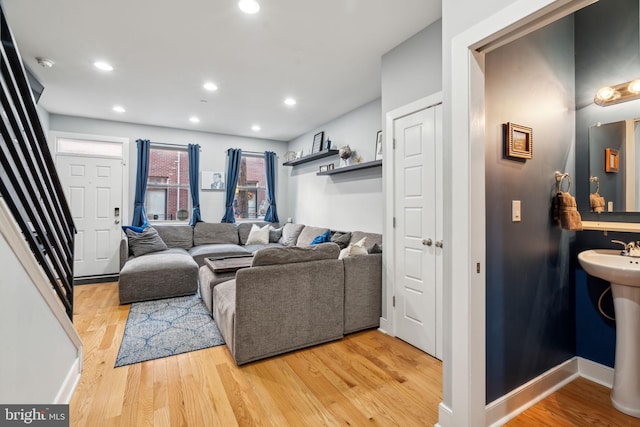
375 130 383 160
504 122 533 159
319 163 334 173
312 131 324 153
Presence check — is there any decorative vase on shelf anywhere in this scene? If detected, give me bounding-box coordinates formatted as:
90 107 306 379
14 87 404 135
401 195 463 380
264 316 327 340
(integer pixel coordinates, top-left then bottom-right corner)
338 145 352 167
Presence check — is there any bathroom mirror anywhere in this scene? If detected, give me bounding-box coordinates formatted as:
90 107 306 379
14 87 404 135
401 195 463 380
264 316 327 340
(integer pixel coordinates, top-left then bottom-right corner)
588 119 640 212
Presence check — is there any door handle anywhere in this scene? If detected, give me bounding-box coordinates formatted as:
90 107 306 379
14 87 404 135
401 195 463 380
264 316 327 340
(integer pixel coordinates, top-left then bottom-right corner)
422 238 433 246
435 240 443 248
114 219 120 224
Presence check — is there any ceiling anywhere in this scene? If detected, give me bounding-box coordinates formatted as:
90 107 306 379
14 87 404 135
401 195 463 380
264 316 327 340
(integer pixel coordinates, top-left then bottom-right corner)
2 0 441 142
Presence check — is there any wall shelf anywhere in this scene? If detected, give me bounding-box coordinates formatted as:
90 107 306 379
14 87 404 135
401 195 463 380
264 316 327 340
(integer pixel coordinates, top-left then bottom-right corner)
283 149 338 166
317 159 382 176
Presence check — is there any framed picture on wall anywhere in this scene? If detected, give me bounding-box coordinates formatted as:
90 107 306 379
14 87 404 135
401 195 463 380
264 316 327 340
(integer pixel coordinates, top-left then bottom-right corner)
312 131 324 153
605 148 619 173
504 122 533 159
375 130 383 160
201 171 225 190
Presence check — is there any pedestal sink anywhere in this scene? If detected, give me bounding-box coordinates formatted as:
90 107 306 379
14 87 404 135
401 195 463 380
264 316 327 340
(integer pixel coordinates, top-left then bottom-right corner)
578 249 640 418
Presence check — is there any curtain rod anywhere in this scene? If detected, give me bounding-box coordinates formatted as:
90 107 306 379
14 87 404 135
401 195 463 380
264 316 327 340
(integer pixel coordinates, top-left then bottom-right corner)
225 149 278 157
150 141 200 151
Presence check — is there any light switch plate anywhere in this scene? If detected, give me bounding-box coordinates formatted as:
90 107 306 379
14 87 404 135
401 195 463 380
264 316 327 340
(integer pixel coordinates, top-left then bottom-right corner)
512 200 521 222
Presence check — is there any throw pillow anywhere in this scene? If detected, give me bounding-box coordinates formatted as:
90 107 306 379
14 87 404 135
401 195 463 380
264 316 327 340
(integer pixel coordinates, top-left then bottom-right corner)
278 223 305 246
310 230 331 245
369 243 383 254
122 225 146 234
338 237 367 260
126 226 168 257
268 226 283 243
246 224 270 245
330 231 351 249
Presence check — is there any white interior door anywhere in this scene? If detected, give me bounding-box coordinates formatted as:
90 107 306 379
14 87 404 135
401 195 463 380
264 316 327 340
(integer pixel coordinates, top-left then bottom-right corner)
393 103 443 359
56 155 123 278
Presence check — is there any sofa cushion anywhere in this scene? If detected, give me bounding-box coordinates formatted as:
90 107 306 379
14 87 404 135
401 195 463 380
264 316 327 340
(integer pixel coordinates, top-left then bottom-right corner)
188 244 251 267
296 226 330 247
193 222 239 245
212 280 236 355
153 224 193 249
350 231 382 252
245 224 270 245
252 242 339 266
243 242 284 254
278 223 305 246
125 227 168 256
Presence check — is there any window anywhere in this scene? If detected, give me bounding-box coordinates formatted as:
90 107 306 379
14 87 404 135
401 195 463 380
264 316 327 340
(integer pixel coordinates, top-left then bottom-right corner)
146 147 190 221
234 154 269 220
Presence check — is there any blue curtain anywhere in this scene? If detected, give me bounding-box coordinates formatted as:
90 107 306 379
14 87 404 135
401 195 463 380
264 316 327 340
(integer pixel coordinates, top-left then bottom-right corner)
221 148 242 223
263 151 280 223
188 144 202 225
132 139 150 227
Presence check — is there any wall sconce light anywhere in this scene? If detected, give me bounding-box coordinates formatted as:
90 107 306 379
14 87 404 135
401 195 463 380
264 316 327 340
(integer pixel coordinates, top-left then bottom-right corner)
594 79 640 106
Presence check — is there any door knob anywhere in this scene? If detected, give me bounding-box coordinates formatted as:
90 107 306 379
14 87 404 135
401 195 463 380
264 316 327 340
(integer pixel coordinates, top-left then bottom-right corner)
435 240 443 248
114 219 120 224
422 238 433 246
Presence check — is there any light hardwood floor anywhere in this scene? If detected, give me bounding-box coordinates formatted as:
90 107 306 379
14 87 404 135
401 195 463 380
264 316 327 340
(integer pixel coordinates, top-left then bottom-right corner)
71 282 638 426
71 282 442 426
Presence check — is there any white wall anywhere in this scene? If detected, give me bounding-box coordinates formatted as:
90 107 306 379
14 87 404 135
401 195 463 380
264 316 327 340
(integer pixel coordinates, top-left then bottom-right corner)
0 201 81 403
286 99 382 232
49 115 290 223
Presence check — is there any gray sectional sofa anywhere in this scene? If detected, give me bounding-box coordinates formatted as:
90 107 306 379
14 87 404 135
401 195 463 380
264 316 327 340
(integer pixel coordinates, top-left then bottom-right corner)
118 221 382 365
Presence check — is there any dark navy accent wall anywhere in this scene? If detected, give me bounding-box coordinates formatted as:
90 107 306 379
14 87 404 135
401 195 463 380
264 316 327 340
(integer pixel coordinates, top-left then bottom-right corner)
485 16 576 403
574 0 640 367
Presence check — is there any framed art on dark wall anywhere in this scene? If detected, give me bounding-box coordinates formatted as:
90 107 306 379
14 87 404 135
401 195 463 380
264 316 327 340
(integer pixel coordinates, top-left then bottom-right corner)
504 122 533 159
605 148 619 173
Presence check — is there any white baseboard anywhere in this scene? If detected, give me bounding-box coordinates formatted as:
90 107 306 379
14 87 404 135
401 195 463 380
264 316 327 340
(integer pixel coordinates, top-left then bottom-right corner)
577 357 614 389
378 316 390 335
54 356 82 404
435 402 453 427
485 357 579 426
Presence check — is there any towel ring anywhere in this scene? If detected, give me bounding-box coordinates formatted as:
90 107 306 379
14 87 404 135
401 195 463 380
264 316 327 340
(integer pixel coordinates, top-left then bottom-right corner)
589 176 600 194
555 172 571 193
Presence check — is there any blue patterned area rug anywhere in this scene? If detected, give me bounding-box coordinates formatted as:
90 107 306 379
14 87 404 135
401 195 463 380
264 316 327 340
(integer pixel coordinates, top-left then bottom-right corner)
115 294 225 367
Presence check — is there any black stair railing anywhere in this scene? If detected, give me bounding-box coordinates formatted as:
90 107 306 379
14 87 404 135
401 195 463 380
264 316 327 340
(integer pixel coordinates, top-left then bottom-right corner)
0 6 75 320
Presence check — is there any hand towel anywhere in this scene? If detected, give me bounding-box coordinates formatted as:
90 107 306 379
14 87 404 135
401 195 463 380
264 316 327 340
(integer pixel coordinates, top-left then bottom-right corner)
553 192 583 231
589 192 605 213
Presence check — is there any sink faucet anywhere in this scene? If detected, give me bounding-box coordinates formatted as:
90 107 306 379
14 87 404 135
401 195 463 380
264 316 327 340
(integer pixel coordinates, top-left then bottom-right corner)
612 240 639 256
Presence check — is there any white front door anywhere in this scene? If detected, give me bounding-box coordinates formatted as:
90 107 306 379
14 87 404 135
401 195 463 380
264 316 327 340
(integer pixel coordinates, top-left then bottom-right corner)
56 155 123 278
393 103 443 359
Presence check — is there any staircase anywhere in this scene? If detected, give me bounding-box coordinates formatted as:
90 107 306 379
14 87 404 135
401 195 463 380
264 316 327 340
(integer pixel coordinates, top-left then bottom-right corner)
0 6 76 320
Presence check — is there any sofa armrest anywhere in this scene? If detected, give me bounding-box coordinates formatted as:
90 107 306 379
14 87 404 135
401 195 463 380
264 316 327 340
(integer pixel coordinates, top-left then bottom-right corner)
231 258 344 365
343 253 382 334
119 230 129 270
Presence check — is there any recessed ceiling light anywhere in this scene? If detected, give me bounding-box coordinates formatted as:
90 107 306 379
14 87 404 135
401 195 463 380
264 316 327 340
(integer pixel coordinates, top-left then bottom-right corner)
284 97 297 106
93 61 113 71
238 0 260 14
203 82 218 91
112 105 126 113
36 57 54 68
189 116 200 123
251 125 261 132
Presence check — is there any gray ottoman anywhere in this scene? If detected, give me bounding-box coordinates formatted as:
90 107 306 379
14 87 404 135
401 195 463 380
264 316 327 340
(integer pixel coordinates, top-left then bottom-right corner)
198 265 236 316
118 249 198 304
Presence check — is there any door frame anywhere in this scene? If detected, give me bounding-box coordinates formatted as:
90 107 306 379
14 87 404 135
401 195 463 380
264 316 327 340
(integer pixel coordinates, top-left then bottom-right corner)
51 132 130 279
382 92 443 339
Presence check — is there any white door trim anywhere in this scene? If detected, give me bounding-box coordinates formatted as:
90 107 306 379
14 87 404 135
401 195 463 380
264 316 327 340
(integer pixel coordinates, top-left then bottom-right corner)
382 92 442 337
50 131 130 227
442 0 595 425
